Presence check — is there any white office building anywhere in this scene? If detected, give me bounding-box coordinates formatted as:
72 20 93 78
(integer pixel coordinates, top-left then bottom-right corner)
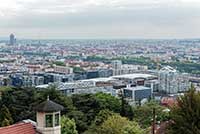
159 66 190 94
111 60 148 76
111 60 122 76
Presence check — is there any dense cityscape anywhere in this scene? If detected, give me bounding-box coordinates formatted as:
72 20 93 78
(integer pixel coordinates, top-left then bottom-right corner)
0 34 200 134
1 34 200 93
1 0 200 134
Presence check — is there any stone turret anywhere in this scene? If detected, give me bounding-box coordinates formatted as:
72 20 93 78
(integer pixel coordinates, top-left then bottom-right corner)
34 96 64 134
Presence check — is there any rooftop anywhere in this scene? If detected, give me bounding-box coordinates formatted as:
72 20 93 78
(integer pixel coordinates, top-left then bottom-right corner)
34 97 64 112
36 84 49 89
0 123 36 134
124 86 151 91
80 77 115 82
160 66 177 73
112 73 157 80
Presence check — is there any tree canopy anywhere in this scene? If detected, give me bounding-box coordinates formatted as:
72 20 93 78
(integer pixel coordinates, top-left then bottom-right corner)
167 86 200 134
0 105 13 127
133 100 169 128
61 116 78 134
87 114 145 134
0 87 137 133
69 92 130 133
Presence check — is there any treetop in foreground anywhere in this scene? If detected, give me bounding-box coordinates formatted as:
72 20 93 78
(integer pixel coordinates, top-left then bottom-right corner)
168 86 200 134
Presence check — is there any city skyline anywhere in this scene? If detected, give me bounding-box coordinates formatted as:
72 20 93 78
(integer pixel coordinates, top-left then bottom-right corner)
0 0 200 39
1 1 200 133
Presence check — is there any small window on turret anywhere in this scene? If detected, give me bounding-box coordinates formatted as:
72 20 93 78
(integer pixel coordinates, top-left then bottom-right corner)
55 113 59 126
46 114 53 127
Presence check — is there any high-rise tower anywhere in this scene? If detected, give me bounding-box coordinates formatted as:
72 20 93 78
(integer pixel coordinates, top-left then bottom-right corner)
111 60 122 76
9 33 15 45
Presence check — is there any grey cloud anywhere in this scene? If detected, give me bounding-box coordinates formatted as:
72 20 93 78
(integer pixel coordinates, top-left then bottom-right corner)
0 0 200 39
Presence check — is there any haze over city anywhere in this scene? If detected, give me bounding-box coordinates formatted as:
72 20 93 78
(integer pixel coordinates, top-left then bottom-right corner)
0 0 200 39
1 1 200 134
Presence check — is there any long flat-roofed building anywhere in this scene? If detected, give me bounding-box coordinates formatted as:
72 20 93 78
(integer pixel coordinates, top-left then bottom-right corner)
37 73 158 97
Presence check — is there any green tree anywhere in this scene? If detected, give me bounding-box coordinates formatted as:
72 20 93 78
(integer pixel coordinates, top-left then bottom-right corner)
70 94 101 133
95 92 121 113
91 114 145 134
52 61 66 66
67 110 88 133
0 105 13 127
85 110 115 134
37 86 75 114
61 116 78 134
70 93 135 133
0 87 38 122
167 86 200 134
122 122 146 134
1 118 10 127
0 86 74 124
93 109 115 126
133 100 169 128
119 90 134 120
72 67 85 73
0 87 137 134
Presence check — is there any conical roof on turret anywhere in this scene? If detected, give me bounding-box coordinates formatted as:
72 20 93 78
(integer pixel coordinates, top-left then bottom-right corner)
34 96 64 112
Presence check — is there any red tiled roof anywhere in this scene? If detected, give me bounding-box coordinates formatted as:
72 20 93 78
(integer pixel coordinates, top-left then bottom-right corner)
161 97 177 107
0 123 36 134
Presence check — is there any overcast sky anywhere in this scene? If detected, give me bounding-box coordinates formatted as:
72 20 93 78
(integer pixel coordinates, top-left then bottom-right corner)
0 0 200 39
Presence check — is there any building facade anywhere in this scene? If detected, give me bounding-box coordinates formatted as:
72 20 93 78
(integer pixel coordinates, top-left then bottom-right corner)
9 34 16 45
159 66 190 94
